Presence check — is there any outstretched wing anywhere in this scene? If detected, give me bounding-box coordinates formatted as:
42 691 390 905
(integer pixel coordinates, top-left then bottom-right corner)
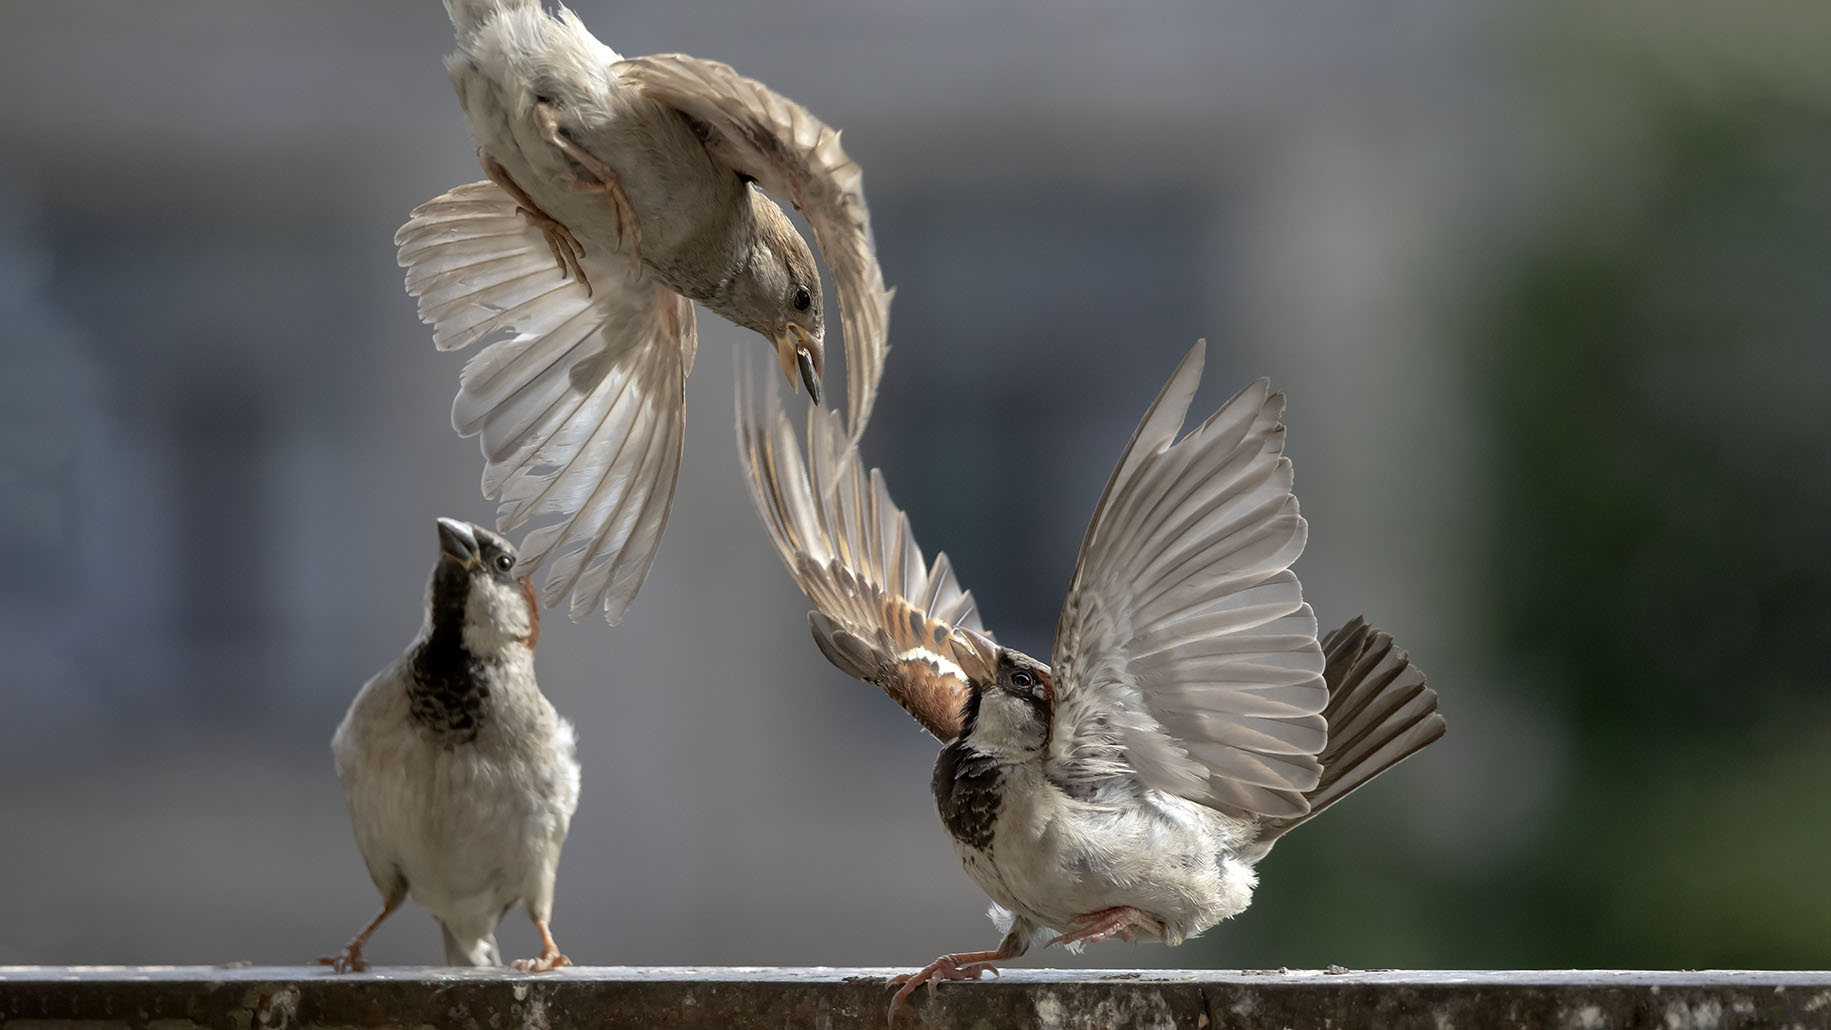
396 181 695 625
735 355 984 741
620 54 891 440
1049 341 1329 820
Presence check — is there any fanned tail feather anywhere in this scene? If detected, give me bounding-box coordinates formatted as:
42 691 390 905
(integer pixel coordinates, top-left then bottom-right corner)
1247 617 1445 855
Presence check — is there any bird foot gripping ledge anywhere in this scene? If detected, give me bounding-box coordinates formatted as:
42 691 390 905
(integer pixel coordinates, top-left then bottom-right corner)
2 967 1828 1029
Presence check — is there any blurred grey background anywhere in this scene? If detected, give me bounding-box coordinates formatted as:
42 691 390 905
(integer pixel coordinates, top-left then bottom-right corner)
2 0 1828 971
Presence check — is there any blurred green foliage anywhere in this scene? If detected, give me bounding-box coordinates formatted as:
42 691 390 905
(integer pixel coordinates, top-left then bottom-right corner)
1475 36 1831 967
1188 11 1831 972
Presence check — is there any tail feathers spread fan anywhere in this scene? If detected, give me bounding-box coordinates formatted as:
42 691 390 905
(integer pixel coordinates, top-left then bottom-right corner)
1246 617 1445 857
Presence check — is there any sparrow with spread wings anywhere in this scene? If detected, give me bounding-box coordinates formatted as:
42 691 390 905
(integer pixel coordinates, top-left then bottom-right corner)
736 341 1446 1020
396 0 893 624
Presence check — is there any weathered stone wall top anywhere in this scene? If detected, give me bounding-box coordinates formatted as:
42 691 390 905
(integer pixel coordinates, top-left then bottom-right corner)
2 967 1828 1029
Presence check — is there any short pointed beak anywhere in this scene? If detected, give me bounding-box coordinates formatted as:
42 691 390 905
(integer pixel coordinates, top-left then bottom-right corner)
774 323 823 405
437 517 480 568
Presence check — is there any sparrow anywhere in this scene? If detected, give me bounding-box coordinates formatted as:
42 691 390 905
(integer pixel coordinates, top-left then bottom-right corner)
735 341 1446 1021
319 517 581 973
395 0 894 625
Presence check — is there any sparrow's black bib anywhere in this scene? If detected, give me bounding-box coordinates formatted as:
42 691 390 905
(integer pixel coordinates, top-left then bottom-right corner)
408 562 493 744
933 740 1003 852
407 641 491 745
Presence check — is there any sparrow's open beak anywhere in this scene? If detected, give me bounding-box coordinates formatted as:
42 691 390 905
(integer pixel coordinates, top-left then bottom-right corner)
774 323 824 405
437 517 480 568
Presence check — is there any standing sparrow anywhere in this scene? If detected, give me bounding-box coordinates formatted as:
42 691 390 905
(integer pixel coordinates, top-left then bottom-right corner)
395 0 893 624
736 342 1445 1020
319 518 580 973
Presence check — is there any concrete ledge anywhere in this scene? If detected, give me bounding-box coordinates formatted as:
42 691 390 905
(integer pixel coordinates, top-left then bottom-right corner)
2 967 1828 1029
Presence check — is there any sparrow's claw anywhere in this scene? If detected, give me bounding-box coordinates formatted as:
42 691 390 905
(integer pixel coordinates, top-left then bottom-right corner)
525 210 589 287
512 916 570 973
511 951 571 973
317 898 399 975
532 102 645 268
314 945 370 974
1044 906 1165 950
480 152 594 296
886 950 1005 1024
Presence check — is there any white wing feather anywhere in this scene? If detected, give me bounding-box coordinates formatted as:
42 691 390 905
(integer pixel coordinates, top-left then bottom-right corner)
397 181 695 625
1049 341 1328 820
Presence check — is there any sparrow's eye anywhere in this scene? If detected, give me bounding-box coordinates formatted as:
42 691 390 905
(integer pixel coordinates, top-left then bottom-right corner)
792 285 811 312
494 554 515 573
1009 670 1036 690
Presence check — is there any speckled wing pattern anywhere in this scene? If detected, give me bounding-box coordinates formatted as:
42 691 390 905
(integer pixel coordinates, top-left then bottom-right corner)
620 54 892 441
1048 341 1330 821
396 180 696 625
736 356 983 741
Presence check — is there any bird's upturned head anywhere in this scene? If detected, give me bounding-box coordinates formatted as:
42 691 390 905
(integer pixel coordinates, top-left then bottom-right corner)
951 629 1054 757
721 187 826 403
428 517 540 654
